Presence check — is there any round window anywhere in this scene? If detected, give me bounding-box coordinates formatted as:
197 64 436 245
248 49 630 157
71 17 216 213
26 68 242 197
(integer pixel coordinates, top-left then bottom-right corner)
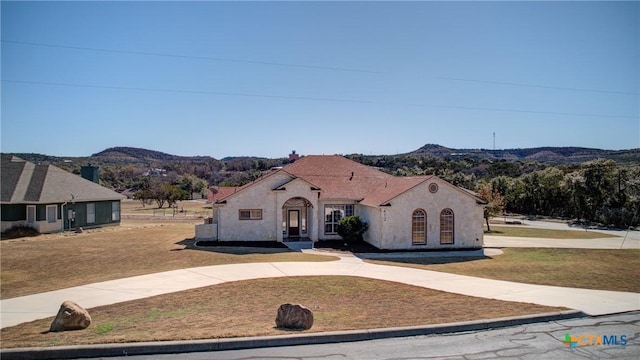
429 183 438 193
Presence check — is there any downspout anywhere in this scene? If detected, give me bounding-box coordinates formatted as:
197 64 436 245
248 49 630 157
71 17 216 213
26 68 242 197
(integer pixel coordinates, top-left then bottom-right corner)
61 202 67 233
217 205 220 241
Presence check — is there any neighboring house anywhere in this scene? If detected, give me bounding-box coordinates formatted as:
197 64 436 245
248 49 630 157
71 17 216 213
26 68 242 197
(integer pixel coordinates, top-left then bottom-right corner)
1 155 125 234
197 155 486 250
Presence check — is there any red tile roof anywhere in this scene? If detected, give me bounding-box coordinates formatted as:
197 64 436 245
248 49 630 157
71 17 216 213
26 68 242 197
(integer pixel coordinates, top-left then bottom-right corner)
282 155 393 200
211 155 481 206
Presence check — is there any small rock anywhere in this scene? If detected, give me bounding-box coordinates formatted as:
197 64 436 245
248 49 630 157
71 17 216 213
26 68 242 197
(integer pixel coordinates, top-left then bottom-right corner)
49 301 91 332
275 303 314 330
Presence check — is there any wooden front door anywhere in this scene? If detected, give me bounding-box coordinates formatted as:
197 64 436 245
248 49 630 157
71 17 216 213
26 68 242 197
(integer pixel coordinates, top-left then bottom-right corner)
288 210 300 237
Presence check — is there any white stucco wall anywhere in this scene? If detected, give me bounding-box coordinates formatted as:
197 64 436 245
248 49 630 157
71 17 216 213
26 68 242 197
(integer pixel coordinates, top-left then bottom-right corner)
195 223 218 240
217 173 287 241
216 172 321 242
359 205 383 248
214 172 483 249
368 178 484 250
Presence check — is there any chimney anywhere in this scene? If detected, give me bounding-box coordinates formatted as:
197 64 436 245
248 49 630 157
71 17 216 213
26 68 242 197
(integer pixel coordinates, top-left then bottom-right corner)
289 150 300 162
81 165 100 183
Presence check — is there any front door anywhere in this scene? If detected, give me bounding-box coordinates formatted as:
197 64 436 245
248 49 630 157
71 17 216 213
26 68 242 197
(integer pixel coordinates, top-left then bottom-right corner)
288 210 300 237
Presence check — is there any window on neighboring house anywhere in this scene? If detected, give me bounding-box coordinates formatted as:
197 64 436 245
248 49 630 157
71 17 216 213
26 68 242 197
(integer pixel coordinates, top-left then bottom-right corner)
47 205 57 223
239 209 262 220
27 206 35 224
87 203 96 224
412 209 426 244
112 201 120 221
440 209 454 244
324 204 354 234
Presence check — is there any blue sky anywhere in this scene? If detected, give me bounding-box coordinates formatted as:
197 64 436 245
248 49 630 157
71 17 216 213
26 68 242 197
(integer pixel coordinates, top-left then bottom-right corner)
1 1 638 158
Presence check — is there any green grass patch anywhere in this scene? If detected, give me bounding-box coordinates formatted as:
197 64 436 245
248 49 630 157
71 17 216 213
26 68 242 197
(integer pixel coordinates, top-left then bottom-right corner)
367 248 640 292
485 226 617 239
93 322 115 335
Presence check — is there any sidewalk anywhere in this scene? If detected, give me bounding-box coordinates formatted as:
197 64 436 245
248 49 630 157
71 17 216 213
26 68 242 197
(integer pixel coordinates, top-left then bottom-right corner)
484 235 640 249
2 250 638 329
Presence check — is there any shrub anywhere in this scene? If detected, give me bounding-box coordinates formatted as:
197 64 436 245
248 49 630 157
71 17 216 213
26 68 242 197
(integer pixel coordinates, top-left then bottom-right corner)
1 226 40 240
337 215 369 243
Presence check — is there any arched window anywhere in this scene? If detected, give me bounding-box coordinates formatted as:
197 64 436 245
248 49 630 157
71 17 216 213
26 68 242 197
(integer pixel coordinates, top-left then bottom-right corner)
440 209 454 244
412 209 426 244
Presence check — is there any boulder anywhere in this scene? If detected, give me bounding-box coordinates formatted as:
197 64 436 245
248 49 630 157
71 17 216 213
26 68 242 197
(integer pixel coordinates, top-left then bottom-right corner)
49 301 91 332
275 303 314 330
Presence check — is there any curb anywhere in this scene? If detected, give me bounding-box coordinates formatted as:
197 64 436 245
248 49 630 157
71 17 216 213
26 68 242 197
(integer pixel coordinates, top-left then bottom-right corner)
0 310 585 360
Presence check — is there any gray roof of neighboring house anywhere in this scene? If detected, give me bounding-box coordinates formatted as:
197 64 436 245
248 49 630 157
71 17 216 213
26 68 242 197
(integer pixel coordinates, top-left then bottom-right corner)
1 155 125 204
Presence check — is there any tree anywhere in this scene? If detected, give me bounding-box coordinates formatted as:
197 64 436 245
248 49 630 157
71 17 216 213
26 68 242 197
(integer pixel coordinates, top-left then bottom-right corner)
133 189 153 207
337 215 369 243
178 174 208 199
477 182 505 231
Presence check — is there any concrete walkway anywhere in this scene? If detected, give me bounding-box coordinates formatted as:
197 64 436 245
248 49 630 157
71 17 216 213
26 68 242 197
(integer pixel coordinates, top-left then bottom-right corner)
486 218 640 249
484 235 640 249
2 250 638 329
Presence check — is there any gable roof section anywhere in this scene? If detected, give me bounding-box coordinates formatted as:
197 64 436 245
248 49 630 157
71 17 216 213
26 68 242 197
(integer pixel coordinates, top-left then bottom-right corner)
1 156 124 204
209 186 241 203
213 169 285 203
361 175 487 207
282 155 392 200
273 176 321 192
360 176 433 207
1 155 27 202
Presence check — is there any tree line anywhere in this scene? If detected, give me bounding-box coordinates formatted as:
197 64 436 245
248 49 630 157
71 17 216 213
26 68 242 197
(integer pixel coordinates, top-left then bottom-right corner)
351 155 639 228
72 154 638 227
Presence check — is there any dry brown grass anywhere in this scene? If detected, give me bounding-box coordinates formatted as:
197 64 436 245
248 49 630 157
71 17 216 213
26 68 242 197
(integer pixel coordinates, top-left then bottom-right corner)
0 219 336 299
0 276 566 348
367 248 640 292
120 199 211 217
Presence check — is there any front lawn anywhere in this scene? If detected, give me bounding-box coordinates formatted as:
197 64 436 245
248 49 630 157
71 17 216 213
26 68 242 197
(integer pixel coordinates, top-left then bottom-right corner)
0 276 566 348
0 220 337 299
366 248 640 292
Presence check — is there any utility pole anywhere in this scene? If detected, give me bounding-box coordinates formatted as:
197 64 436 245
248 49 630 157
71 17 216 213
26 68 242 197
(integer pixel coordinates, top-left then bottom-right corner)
493 132 496 150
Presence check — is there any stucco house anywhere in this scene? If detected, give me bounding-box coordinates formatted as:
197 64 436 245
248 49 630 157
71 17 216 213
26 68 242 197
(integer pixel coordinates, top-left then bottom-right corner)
197 155 486 250
1 155 125 234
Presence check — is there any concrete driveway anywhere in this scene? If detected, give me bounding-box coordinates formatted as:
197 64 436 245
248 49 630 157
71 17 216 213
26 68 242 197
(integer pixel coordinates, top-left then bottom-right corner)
485 218 640 249
2 251 639 330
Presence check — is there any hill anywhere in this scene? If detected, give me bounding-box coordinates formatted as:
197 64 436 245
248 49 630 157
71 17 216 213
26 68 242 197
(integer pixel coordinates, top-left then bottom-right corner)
92 147 215 162
406 144 640 163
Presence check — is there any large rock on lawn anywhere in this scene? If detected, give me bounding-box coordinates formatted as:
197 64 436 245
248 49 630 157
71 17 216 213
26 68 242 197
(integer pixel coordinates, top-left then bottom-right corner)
275 303 314 330
49 301 91 332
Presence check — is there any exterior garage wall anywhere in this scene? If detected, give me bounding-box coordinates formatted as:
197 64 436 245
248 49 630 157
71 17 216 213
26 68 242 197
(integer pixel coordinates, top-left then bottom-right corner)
378 178 484 250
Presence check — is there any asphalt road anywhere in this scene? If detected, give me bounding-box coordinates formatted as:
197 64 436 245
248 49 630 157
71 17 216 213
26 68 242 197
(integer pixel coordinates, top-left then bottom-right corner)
104 312 640 360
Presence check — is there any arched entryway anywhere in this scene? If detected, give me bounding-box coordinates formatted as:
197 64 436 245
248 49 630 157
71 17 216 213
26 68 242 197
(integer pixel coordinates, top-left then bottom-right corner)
282 197 312 239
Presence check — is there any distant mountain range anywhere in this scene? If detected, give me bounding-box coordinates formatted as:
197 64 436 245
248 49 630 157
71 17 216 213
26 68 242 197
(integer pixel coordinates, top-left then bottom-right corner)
6 144 640 166
92 147 216 162
405 144 640 163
